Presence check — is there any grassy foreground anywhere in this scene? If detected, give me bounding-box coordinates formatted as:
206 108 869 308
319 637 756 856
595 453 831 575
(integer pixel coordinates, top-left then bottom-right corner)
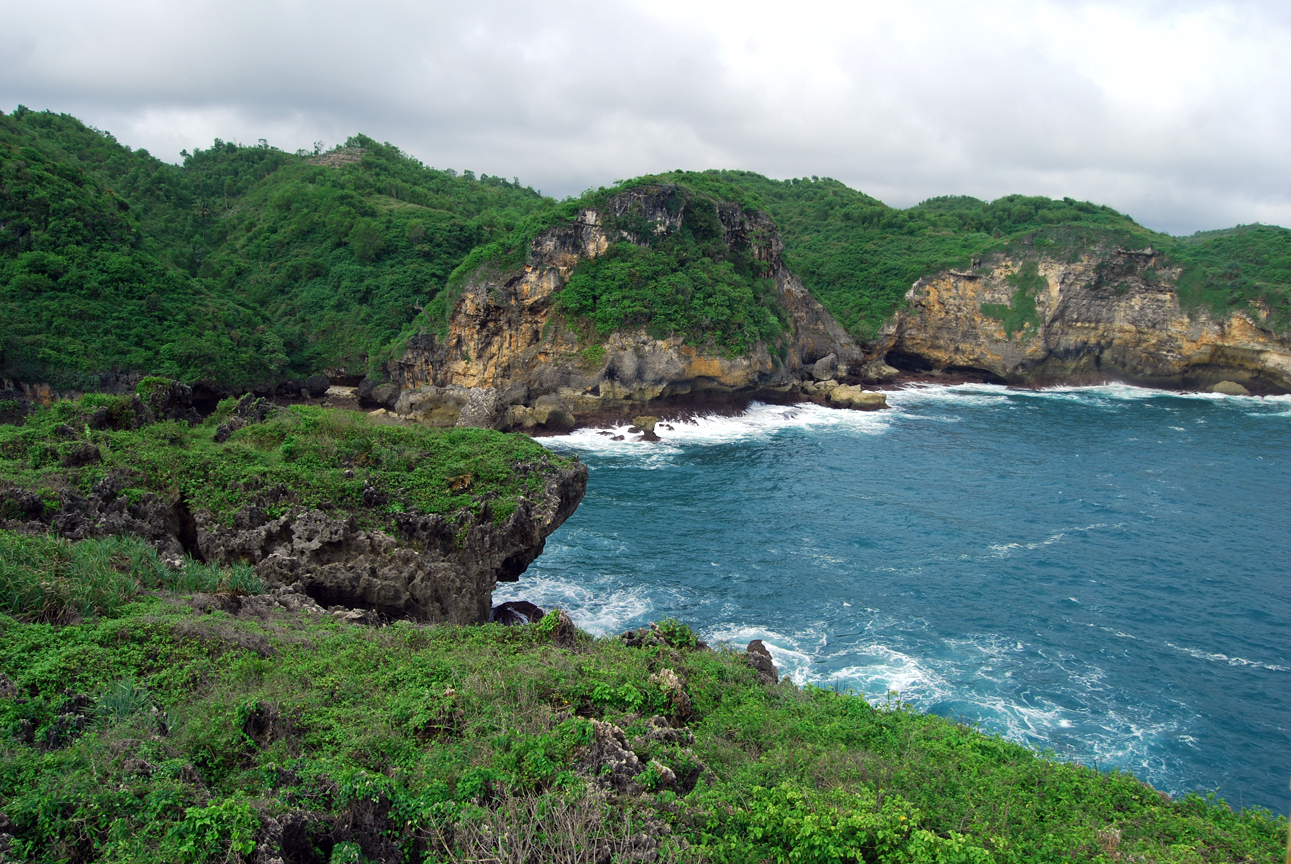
0 537 1283 863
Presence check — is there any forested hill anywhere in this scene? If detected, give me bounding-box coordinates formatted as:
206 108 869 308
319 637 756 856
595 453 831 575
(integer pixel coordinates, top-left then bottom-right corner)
0 108 550 390
4 108 1290 393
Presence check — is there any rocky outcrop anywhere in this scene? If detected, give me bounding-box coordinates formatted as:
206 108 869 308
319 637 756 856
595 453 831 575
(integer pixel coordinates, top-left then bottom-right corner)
1 458 588 626
375 185 864 429
872 251 1291 393
195 458 585 625
0 476 195 564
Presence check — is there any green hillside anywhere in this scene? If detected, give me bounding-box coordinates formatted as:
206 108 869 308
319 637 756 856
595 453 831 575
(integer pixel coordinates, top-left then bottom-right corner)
4 108 1289 391
640 171 1291 341
0 108 549 390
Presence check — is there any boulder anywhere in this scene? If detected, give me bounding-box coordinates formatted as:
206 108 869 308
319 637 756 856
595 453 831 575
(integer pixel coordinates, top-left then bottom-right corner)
141 379 202 425
860 360 900 382
490 600 546 625
586 720 646 794
745 639 779 685
1211 380 1250 396
304 374 331 397
811 353 838 381
532 394 575 429
828 385 888 411
631 415 659 433
358 378 402 410
455 387 504 429
61 443 101 468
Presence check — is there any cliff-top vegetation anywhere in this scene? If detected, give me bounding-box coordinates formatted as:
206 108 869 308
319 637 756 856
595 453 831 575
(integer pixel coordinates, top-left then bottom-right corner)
1 107 547 390
4 106 1289 390
0 384 566 531
429 183 787 357
638 171 1291 341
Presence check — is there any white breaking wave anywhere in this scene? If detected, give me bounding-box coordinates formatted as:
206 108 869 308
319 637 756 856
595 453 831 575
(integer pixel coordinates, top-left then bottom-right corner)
538 383 1289 459
1164 642 1291 673
491 572 658 636
545 400 893 456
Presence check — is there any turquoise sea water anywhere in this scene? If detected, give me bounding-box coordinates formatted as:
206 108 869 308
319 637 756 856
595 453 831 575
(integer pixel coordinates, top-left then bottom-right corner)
495 384 1291 813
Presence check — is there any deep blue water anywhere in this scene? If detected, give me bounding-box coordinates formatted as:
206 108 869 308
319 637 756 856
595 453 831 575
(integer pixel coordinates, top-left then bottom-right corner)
494 384 1291 813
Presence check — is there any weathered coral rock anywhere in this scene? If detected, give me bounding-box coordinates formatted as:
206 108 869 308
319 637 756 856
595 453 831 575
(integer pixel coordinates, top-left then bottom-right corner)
196 460 586 625
745 639 780 685
587 720 646 794
1 455 587 626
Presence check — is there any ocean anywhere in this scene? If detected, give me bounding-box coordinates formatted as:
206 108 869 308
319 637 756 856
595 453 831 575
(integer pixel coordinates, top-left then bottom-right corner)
494 383 1291 814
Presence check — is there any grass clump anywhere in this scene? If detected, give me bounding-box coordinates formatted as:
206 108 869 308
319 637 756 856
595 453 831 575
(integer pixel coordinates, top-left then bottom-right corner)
0 395 570 529
0 584 1282 863
0 530 260 622
0 532 259 619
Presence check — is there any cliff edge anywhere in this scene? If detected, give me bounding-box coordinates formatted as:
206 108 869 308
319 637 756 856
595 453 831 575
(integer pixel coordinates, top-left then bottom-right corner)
0 386 586 623
363 185 872 428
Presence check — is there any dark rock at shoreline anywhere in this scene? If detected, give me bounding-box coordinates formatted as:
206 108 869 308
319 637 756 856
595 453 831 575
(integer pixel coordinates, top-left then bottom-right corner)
745 639 780 685
490 600 545 625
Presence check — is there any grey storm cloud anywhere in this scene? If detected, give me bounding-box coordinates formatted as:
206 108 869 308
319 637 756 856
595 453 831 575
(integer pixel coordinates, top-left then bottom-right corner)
2 0 1289 234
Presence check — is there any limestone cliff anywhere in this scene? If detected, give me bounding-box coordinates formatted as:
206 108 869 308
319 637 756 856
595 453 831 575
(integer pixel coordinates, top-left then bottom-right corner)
370 186 866 428
873 249 1291 393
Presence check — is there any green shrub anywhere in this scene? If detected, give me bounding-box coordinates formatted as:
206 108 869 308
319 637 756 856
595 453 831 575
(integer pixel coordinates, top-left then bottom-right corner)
162 797 258 863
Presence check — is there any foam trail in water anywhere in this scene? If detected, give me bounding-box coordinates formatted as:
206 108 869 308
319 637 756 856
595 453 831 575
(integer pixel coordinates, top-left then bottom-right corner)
886 381 1291 412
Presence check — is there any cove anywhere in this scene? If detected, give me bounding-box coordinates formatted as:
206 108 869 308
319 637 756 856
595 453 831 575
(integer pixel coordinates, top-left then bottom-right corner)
496 383 1291 814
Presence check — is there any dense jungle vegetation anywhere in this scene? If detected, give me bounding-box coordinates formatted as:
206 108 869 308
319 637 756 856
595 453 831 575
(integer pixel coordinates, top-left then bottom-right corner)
0 108 548 390
0 536 1284 863
4 107 1290 389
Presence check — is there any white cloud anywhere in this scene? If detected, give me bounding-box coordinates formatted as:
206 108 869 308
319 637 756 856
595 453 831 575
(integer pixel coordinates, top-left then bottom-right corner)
2 0 1288 233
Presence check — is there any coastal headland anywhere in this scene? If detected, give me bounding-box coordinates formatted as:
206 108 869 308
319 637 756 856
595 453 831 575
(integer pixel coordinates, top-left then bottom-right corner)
2 108 1289 862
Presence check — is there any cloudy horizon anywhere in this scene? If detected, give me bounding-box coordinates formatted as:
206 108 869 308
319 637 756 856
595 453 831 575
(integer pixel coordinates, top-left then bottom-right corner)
3 0 1288 235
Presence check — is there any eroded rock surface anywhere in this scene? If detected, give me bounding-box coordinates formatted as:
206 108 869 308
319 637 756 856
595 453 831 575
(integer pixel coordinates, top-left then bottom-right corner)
1 457 588 626
193 460 585 625
874 251 1291 393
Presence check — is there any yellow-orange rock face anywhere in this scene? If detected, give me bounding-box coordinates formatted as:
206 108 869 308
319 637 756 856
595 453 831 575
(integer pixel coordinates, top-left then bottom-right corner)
875 254 1291 392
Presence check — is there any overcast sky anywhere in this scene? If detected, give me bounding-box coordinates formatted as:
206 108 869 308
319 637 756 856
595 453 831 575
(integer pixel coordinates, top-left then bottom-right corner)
3 0 1289 234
